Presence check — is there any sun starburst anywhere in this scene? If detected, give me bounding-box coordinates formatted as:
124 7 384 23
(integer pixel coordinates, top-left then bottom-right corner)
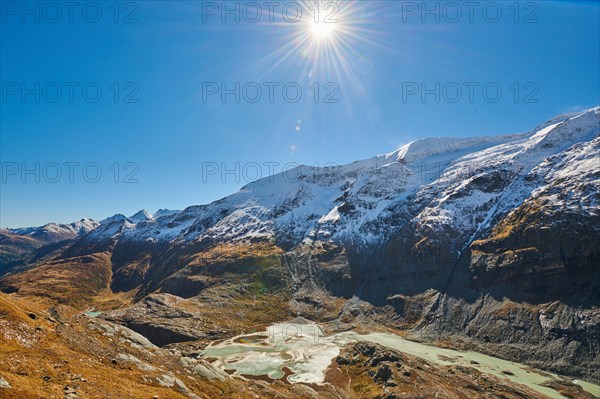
247 0 381 86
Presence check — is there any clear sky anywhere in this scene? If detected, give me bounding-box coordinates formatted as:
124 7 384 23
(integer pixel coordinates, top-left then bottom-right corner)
1 0 599 228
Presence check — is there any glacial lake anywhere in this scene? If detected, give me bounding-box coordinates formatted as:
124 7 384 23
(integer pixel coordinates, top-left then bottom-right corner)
203 321 600 399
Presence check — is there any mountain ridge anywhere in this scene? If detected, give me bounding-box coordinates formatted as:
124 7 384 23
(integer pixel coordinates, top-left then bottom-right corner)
5 107 598 241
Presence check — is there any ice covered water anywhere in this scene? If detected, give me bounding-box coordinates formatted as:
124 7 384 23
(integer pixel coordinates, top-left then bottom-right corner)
203 321 600 398
204 321 354 383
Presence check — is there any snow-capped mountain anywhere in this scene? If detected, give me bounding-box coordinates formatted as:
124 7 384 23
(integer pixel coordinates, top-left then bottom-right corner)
99 214 130 225
0 218 101 274
98 209 179 227
6 218 99 244
129 210 153 224
153 209 179 218
5 107 598 272
76 107 598 256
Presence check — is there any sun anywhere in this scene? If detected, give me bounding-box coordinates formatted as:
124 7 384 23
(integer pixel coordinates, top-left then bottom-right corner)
305 1 339 41
249 0 380 88
310 20 336 40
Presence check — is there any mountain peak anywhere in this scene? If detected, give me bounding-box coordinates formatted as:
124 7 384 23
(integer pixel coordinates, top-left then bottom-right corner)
129 210 153 224
153 209 179 219
100 214 129 225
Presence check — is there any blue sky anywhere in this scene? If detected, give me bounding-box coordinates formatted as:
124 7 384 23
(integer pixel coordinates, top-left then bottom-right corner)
1 0 599 228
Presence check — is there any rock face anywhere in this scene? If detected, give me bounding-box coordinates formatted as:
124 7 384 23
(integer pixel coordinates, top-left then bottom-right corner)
469 136 600 305
394 292 600 382
2 107 599 382
103 294 206 346
0 376 11 389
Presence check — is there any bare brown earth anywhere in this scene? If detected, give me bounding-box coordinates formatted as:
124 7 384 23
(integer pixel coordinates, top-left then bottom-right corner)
0 253 115 308
1 289 598 399
0 292 350 399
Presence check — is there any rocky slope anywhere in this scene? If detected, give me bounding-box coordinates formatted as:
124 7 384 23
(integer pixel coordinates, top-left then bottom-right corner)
8 291 592 399
335 341 597 399
0 292 346 399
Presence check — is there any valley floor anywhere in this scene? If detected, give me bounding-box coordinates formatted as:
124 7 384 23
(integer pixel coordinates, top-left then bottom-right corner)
1 292 598 399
